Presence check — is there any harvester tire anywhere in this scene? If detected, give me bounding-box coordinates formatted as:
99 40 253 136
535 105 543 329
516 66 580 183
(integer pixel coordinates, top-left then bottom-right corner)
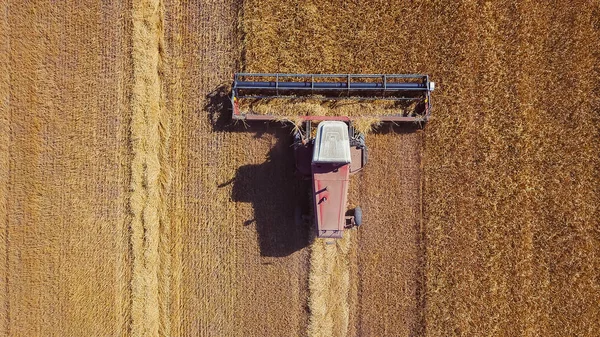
354 206 363 227
356 133 368 166
356 133 365 148
350 133 365 148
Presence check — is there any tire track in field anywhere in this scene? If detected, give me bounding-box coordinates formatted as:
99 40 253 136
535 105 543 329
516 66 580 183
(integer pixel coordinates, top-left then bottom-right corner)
130 0 170 336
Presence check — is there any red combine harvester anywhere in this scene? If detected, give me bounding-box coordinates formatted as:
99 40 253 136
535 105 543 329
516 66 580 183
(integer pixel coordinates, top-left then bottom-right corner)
231 73 435 238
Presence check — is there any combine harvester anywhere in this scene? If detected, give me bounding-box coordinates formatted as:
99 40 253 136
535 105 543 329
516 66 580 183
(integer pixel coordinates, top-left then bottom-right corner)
231 73 435 239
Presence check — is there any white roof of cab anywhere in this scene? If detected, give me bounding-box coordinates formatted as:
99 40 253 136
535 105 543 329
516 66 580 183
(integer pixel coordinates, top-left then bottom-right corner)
312 121 351 164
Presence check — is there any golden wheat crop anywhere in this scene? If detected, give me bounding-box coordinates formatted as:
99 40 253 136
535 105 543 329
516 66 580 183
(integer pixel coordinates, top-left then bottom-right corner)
239 97 416 117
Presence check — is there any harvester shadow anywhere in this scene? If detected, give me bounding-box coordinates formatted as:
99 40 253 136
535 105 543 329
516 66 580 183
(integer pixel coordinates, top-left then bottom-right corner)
370 122 423 135
206 85 311 257
228 128 311 257
206 84 237 130
205 83 268 138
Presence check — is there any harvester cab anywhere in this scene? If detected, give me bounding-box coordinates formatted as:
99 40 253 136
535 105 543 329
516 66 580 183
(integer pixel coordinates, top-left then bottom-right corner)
309 121 362 238
230 73 434 239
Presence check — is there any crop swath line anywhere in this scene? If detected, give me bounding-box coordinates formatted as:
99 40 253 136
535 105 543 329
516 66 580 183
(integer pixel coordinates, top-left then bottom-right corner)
130 0 169 336
308 233 353 337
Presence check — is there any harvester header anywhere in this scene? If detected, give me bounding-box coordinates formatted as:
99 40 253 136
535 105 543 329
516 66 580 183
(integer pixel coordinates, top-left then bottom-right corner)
229 72 435 238
231 73 435 122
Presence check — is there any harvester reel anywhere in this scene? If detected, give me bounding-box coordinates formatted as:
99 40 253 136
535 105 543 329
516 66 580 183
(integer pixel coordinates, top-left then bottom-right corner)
231 73 435 123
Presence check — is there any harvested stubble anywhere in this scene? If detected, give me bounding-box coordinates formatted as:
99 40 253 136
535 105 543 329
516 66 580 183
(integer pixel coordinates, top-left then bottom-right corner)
2 0 312 335
241 0 600 336
2 1 133 335
165 0 311 336
2 0 180 335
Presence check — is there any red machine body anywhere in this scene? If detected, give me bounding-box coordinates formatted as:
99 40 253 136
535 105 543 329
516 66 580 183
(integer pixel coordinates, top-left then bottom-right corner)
312 162 350 238
294 121 366 238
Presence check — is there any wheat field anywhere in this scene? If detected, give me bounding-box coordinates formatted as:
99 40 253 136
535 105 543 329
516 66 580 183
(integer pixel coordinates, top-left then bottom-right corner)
1 1 132 335
1 0 599 336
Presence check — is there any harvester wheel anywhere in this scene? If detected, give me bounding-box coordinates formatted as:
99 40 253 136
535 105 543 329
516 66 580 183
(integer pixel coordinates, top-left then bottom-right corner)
355 133 368 166
356 133 366 148
351 132 366 148
354 206 363 227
